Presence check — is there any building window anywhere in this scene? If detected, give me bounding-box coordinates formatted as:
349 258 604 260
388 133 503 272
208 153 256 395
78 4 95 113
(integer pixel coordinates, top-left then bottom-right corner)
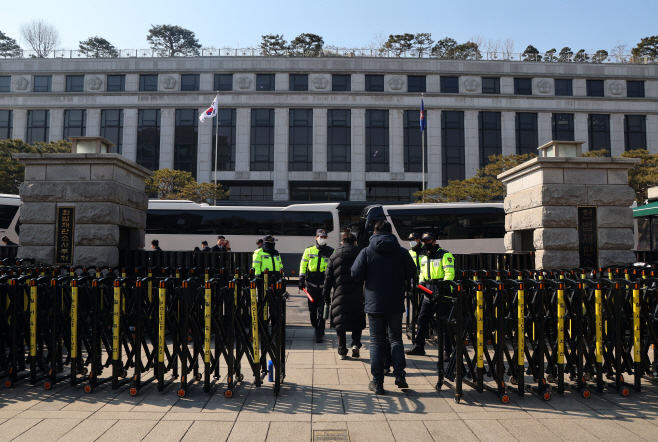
212 109 236 171
66 76 84 92
101 109 123 154
407 76 426 93
327 109 351 172
180 74 200 91
26 110 49 144
63 110 86 139
33 76 52 92
627 81 645 98
588 114 610 155
365 75 384 92
441 111 465 186
289 182 350 201
174 109 199 178
514 78 532 95
515 113 538 156
106 75 126 92
552 113 574 141
366 182 421 202
250 109 274 171
332 75 351 91
289 109 313 171
365 109 389 172
0 110 12 140
226 181 273 201
256 74 275 91
136 109 161 171
478 112 501 167
0 76 11 92
214 74 233 91
586 80 604 97
139 75 158 91
625 115 647 151
289 74 308 91
482 77 500 94
440 76 459 93
554 79 573 96
403 110 427 172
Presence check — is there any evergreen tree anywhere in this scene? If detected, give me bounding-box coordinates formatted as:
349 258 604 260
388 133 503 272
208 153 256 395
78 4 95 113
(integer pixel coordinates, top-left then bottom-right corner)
146 24 201 57
573 49 589 62
259 34 288 56
632 35 658 59
384 33 414 57
78 36 119 57
0 30 21 58
558 47 573 62
411 33 434 57
591 49 608 63
522 45 541 61
289 33 324 56
431 37 457 59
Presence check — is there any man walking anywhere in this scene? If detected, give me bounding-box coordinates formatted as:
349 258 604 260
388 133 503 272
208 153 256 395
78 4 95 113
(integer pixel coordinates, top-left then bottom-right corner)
299 229 334 343
351 220 416 394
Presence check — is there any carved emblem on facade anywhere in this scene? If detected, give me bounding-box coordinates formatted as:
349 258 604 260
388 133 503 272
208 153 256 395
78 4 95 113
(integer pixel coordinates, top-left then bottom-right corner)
87 76 102 90
236 75 252 89
13 76 29 90
609 81 624 95
464 77 479 92
537 79 552 94
313 76 329 89
161 75 177 90
388 76 404 90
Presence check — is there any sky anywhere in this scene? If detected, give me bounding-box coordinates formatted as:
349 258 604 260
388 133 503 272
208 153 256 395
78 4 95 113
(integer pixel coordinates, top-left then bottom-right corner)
1 0 656 55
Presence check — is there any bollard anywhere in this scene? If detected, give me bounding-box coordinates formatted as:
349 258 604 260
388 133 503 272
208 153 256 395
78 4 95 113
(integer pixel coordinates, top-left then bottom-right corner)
633 283 641 393
595 283 603 392
557 282 565 394
250 280 260 366
476 283 484 393
70 280 79 386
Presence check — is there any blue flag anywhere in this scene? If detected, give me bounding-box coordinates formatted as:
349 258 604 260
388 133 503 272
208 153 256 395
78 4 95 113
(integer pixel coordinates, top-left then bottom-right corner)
420 99 425 132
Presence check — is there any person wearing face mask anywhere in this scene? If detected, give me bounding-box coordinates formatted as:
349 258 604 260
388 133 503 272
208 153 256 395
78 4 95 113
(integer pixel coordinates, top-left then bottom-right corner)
253 235 284 278
407 232 423 272
299 229 335 343
406 232 455 359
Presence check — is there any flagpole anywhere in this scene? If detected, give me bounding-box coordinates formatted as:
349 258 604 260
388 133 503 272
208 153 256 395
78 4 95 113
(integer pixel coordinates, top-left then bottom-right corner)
421 93 425 202
214 92 219 206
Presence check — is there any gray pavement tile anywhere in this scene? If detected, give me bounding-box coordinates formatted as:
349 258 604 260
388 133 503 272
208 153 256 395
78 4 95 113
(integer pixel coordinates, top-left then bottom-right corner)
400 391 459 414
498 418 558 441
463 419 518 442
227 421 270 442
536 418 601 441
389 421 435 441
575 416 646 441
347 421 395 442
0 418 42 441
240 387 277 414
265 421 311 442
203 386 251 413
311 387 344 416
15 410 93 420
611 417 658 440
423 419 477 441
88 411 166 420
57 419 117 442
162 411 237 421
96 420 159 442
142 420 193 442
272 385 312 415
12 418 82 442
337 368 370 385
313 368 339 385
181 421 234 441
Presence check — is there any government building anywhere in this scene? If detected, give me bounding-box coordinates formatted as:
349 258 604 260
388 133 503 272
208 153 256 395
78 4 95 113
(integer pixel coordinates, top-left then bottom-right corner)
0 56 656 202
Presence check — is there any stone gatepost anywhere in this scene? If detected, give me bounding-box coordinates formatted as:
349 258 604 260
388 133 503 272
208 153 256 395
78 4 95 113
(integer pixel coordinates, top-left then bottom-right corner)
14 141 151 267
497 141 639 269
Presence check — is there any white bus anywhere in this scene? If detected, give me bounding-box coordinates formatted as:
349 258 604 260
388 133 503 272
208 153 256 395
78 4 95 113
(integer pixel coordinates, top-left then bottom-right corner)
356 203 506 254
0 194 20 243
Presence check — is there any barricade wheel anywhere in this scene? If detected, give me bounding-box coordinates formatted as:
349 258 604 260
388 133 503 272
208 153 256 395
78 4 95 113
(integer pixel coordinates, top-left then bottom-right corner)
129 387 138 396
547 374 555 383
238 374 244 382
177 389 186 398
84 385 93 393
500 394 510 404
453 395 461 404
509 376 517 386
621 388 630 397
44 382 52 390
120 370 127 378
584 373 591 381
81 367 88 376
195 374 202 382
4 380 12 388
583 389 591 399
542 391 551 401
224 390 233 398
435 383 441 391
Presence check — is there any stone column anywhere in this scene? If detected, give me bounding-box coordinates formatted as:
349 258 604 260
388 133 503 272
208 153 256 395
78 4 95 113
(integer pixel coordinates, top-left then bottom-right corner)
610 114 624 157
647 115 658 155
235 108 250 172
500 77 514 95
352 74 365 92
313 108 327 172
12 109 27 141
350 108 366 200
51 75 65 93
273 108 289 200
198 107 212 183
427 108 442 189
538 112 552 145
573 79 587 97
125 74 139 92
501 111 516 156
574 113 588 151
122 109 138 162
159 108 175 169
426 75 440 93
464 110 479 178
86 109 101 137
200 73 213 92
275 73 288 91
389 109 404 174
49 109 64 142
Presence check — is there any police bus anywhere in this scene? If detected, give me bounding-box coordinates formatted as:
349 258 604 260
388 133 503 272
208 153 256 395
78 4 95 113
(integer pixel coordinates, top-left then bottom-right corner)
356 203 506 254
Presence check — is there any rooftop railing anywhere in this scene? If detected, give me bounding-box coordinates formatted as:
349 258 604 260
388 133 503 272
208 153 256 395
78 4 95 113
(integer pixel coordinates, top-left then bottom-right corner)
1 47 656 64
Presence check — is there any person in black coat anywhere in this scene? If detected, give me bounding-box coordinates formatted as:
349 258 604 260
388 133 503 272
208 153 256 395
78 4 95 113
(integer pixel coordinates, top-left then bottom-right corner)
322 231 366 360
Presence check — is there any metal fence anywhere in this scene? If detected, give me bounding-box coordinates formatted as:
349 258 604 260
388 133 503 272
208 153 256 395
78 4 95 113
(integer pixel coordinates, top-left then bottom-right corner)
2 48 655 64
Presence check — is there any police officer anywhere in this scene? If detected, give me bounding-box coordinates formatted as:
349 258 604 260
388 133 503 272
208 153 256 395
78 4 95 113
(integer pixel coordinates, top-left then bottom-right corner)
407 232 423 271
253 235 284 277
405 232 455 358
300 229 334 343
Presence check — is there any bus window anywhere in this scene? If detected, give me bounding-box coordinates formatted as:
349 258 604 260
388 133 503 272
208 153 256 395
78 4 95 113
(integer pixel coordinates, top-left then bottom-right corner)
637 218 650 250
0 205 19 230
388 210 505 240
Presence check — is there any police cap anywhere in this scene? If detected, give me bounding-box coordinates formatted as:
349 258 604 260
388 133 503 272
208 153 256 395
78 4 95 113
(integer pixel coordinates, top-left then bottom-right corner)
407 232 421 241
316 229 328 237
263 234 277 242
421 232 436 241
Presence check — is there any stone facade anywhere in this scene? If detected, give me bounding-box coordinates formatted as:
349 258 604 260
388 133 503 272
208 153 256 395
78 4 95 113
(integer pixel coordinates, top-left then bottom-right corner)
14 154 151 266
499 156 639 269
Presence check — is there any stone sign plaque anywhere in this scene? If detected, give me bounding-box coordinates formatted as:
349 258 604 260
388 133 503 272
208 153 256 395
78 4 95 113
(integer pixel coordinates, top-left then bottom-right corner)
578 206 598 268
55 206 75 265
312 430 349 441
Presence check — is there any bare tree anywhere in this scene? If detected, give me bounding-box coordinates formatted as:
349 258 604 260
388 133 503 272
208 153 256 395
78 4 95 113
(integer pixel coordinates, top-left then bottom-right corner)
502 38 515 60
482 39 501 59
369 31 387 56
20 19 60 57
610 42 628 63
469 34 484 49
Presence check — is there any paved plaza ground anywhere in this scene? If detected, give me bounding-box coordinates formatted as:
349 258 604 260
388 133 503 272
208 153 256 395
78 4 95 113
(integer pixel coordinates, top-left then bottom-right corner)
1 291 658 441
